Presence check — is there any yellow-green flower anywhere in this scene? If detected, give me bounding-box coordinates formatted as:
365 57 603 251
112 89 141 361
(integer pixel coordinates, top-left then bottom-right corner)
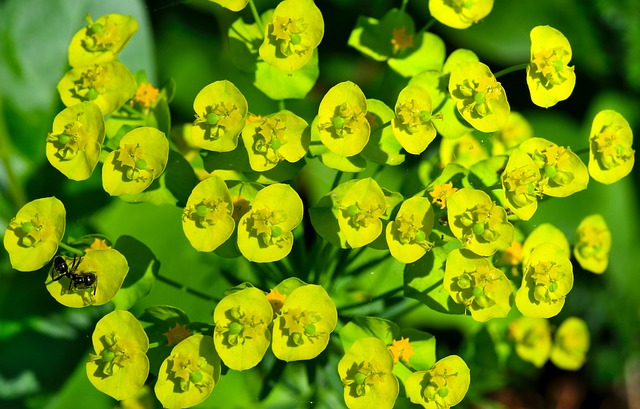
57 61 137 116
526 25 576 108
4 197 65 272
337 178 388 248
501 148 541 221
391 84 437 155
448 61 510 132
241 111 309 172
338 337 398 409
237 184 303 262
317 81 370 157
68 14 139 67
519 137 588 197
272 284 337 361
550 317 589 370
405 355 470 408
46 249 129 308
155 334 221 409
521 223 570 267
259 0 324 71
447 188 514 256
213 287 273 370
588 109 635 184
444 249 513 322
516 243 573 318
191 80 248 152
508 316 551 368
46 102 105 181
573 214 611 274
428 0 494 29
491 111 534 155
102 127 169 196
182 175 235 252
439 131 490 169
86 310 149 401
209 0 249 11
386 196 434 263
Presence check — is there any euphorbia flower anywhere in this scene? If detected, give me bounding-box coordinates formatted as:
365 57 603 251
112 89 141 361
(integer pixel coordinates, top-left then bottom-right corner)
4 197 65 271
429 181 458 210
86 310 149 401
448 61 510 132
338 337 399 409
68 14 139 67
588 109 635 184
391 84 437 155
520 137 588 197
550 317 589 370
317 81 370 157
182 175 235 252
388 337 414 364
516 243 573 318
272 284 337 361
102 127 169 196
526 25 576 108
259 0 324 71
132 82 160 109
386 196 434 263
501 148 541 220
508 316 551 368
405 355 470 408
521 223 570 267
46 102 105 181
57 61 137 116
573 214 611 274
337 178 388 248
191 80 248 152
447 188 514 256
237 184 303 262
439 131 489 169
444 248 513 321
213 287 273 370
155 334 221 409
428 0 494 29
241 110 309 172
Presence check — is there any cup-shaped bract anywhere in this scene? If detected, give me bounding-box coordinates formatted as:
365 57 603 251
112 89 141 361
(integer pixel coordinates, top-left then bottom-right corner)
386 196 434 263
338 178 388 248
550 317 590 370
439 132 489 169
405 355 470 409
516 243 573 318
191 80 248 152
317 81 370 157
259 0 324 71
501 148 541 221
209 0 249 11
237 184 303 262
46 102 105 181
508 316 551 368
46 249 129 307
588 109 635 184
57 61 137 116
447 188 514 257
155 334 221 409
242 111 309 172
448 61 510 133
526 26 576 108
337 337 398 409
491 111 533 156
520 138 588 197
86 310 149 401
4 197 65 271
102 127 169 196
272 284 337 361
444 249 513 321
521 223 570 267
391 84 437 155
428 0 494 29
213 287 273 370
573 214 611 274
68 14 139 67
182 175 235 252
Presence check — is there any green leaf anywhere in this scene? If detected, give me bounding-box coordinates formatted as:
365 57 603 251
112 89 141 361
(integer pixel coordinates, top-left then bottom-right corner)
388 32 446 77
111 235 159 310
339 316 401 353
255 50 320 100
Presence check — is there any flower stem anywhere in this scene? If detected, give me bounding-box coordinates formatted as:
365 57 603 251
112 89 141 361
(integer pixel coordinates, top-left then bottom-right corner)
371 120 391 133
400 0 409 13
59 242 86 256
494 63 529 79
0 98 27 211
331 171 343 190
418 18 436 34
249 0 264 37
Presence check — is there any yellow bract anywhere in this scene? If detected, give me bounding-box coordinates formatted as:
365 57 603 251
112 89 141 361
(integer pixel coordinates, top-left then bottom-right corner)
68 14 139 67
428 0 494 29
209 0 249 12
405 355 470 408
509 317 551 368
391 84 437 155
501 148 541 220
573 214 611 274
588 109 635 184
386 196 434 263
550 317 590 370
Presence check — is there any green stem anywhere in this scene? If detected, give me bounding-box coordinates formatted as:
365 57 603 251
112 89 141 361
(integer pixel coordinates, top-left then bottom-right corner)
58 242 85 256
400 0 409 13
249 0 265 36
371 120 391 133
494 63 529 79
331 171 343 191
418 18 436 34
278 99 286 111
339 286 404 311
156 274 221 302
0 98 27 210
118 103 146 119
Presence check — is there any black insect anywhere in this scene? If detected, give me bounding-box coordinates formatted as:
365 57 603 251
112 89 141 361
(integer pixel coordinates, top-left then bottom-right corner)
51 255 98 295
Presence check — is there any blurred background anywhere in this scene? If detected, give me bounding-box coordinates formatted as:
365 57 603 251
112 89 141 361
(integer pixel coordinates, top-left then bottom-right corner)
1 0 639 408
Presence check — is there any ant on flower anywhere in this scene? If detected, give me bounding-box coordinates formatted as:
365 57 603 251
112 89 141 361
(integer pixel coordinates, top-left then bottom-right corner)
51 254 98 295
